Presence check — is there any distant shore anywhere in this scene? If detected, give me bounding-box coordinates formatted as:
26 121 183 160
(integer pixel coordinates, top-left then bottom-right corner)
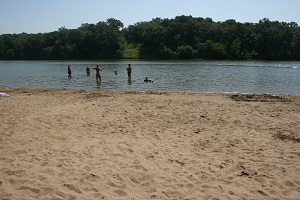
1 88 300 199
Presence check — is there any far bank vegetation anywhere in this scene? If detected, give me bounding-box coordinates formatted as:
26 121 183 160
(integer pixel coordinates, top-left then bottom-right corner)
0 16 299 60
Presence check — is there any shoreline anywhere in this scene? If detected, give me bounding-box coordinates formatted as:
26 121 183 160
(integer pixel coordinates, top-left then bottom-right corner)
1 86 300 97
1 88 300 199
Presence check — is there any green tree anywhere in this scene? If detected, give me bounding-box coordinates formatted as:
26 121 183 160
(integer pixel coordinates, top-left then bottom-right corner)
229 37 241 59
159 44 177 58
139 21 167 58
1 16 300 60
203 40 227 59
25 33 45 59
176 45 195 59
106 18 124 30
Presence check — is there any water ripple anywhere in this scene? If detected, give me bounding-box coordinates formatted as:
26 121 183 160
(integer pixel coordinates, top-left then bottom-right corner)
0 60 299 96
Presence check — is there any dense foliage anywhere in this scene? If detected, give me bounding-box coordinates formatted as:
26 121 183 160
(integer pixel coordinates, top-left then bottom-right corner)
1 16 299 60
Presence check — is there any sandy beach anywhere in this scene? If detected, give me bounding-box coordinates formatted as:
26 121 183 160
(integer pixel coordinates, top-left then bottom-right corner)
0 88 300 200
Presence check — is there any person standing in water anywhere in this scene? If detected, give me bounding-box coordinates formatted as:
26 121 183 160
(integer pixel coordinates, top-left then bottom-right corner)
93 65 102 82
86 65 90 75
127 64 132 79
68 65 72 77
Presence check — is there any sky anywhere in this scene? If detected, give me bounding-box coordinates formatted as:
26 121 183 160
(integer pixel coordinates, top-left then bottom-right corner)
0 0 299 35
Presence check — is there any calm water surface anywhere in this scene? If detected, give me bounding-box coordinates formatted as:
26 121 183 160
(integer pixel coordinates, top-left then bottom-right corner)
0 60 299 95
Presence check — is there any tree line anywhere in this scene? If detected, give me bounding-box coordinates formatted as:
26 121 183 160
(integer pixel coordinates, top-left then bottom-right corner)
0 16 299 60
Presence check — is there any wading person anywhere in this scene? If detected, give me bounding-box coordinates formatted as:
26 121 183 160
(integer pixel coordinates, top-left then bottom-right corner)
93 65 102 82
86 65 90 75
127 64 132 79
68 65 72 77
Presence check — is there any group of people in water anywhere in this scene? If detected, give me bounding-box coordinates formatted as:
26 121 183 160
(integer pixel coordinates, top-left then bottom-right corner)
67 64 153 83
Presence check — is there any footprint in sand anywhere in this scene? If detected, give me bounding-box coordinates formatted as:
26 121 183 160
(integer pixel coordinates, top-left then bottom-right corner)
114 189 128 196
63 183 82 194
284 180 296 187
4 169 26 175
16 186 40 194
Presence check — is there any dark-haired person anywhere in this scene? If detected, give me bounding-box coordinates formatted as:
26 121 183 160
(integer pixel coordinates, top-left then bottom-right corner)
68 65 72 77
144 77 153 83
93 65 102 82
86 65 90 75
127 64 132 79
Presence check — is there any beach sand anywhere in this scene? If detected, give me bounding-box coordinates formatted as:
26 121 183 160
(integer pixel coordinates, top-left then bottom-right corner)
0 88 300 200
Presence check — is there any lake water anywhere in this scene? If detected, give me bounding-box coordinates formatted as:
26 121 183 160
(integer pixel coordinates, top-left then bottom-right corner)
0 60 299 95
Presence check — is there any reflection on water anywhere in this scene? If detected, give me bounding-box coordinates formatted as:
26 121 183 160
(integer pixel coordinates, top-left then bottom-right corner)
0 60 299 95
127 79 132 85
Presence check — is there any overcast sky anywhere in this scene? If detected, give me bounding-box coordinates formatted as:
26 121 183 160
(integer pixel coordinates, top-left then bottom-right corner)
0 0 299 34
